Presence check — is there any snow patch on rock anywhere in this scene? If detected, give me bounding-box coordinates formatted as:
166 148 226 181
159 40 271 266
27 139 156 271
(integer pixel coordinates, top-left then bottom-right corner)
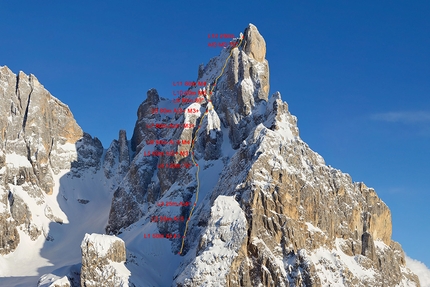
174 195 247 286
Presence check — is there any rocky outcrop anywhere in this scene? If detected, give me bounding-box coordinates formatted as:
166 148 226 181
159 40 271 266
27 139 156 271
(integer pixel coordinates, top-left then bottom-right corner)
71 133 103 174
172 91 420 286
0 66 101 255
38 275 72 287
243 23 267 63
106 24 273 236
103 23 421 286
208 23 270 149
103 130 131 189
0 67 83 190
130 88 160 153
174 195 248 286
80 233 130 287
0 211 19 255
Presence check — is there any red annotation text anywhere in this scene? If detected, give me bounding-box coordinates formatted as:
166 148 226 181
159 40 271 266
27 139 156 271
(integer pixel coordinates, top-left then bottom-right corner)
172 97 205 104
144 233 183 239
173 81 207 87
150 215 185 222
157 201 191 207
208 41 239 48
157 163 193 169
173 90 197 96
172 89 212 96
146 123 195 129
151 108 199 114
146 139 192 145
144 150 192 157
208 34 235 38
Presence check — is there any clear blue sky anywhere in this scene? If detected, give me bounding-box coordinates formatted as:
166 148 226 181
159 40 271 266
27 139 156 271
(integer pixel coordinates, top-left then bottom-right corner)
2 1 429 266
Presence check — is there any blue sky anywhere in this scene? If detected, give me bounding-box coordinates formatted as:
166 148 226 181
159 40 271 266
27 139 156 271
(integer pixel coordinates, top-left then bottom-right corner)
2 1 429 266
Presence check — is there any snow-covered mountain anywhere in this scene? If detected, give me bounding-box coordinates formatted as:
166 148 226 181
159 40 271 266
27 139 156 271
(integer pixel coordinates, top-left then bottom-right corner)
0 24 426 286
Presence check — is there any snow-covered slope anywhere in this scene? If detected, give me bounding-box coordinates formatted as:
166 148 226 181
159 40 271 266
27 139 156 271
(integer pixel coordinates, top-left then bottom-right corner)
0 23 427 287
0 66 115 286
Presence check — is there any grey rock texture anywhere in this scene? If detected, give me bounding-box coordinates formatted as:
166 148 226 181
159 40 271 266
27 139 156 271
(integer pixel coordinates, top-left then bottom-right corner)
0 22 421 286
0 66 83 194
80 233 129 287
243 24 267 63
0 211 20 255
38 275 72 287
173 93 419 286
0 66 102 255
104 24 420 286
211 23 270 149
105 144 158 235
106 24 272 236
131 88 160 153
103 130 131 190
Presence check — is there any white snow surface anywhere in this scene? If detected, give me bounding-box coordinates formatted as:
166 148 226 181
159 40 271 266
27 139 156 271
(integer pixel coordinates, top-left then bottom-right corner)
174 195 247 286
37 274 70 287
5 152 32 168
81 260 130 287
310 238 376 286
406 255 430 287
0 167 114 286
81 233 123 257
305 222 324 234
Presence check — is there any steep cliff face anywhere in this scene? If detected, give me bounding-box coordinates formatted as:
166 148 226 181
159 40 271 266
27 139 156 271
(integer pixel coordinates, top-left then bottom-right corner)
80 233 130 287
0 66 103 256
174 97 417 286
0 23 424 287
105 24 421 286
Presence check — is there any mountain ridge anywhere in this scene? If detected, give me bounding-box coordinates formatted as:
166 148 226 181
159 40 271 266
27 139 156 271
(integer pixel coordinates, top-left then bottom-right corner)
0 23 425 286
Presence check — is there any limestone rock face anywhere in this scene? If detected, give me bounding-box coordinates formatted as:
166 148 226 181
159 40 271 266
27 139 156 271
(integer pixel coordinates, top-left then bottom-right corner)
174 195 248 286
172 91 420 286
0 66 84 194
38 275 72 287
212 23 270 149
243 23 267 63
0 66 101 255
80 233 130 287
106 24 272 236
105 135 158 234
71 133 103 173
0 211 20 255
131 88 160 153
103 24 420 286
103 130 131 190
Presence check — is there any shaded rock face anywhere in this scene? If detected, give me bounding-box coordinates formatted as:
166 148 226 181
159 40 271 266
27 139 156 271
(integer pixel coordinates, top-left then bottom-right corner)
103 130 131 190
0 66 83 194
105 129 158 234
80 233 129 287
0 211 20 255
103 23 419 286
0 66 102 255
106 24 272 236
69 133 103 179
172 94 419 286
38 275 72 287
131 88 160 153
213 24 270 149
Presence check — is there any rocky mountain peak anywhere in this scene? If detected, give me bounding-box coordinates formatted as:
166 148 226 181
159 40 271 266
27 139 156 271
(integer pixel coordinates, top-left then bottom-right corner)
243 23 267 63
104 24 420 286
0 22 425 286
0 65 103 257
0 66 84 193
